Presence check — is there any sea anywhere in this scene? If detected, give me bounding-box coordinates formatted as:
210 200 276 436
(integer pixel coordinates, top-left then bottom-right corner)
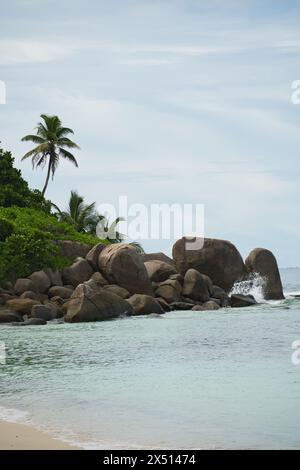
0 268 300 449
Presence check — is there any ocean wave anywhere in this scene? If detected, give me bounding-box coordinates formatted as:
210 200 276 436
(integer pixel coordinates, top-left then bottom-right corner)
230 272 266 303
0 405 31 424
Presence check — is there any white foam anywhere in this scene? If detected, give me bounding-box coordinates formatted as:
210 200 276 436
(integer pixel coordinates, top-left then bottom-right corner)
0 405 31 424
230 273 266 303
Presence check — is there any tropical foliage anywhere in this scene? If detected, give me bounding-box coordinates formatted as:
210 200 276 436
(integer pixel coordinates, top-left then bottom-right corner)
0 206 100 285
52 190 98 234
53 190 144 252
0 148 50 211
0 135 144 285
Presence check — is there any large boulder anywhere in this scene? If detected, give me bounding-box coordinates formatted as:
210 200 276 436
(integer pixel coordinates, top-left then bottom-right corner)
62 259 94 288
144 260 177 283
48 286 74 299
65 285 133 322
212 285 229 307
127 294 164 315
86 242 106 270
19 291 47 302
182 268 213 302
245 248 284 300
156 297 172 312
172 237 246 291
0 293 16 305
29 271 51 294
59 240 91 259
90 271 109 286
169 273 184 284
31 304 53 321
43 300 62 319
6 298 40 316
142 252 175 266
14 278 36 295
98 244 153 295
43 268 63 287
103 284 130 299
0 310 22 323
20 291 39 300
154 279 181 303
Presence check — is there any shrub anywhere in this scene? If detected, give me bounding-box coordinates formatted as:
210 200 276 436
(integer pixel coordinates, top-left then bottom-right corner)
0 147 51 212
0 206 106 285
0 206 99 245
0 230 61 283
0 218 15 242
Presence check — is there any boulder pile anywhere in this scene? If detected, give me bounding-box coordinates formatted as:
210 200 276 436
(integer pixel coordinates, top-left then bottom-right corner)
0 237 284 325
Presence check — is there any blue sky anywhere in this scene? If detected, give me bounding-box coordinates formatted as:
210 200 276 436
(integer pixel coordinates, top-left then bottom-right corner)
0 0 300 266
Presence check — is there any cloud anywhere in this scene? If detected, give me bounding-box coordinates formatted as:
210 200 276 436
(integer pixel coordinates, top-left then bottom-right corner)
120 58 175 66
0 39 78 65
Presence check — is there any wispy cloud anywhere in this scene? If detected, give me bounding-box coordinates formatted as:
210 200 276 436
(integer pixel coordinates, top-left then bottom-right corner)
0 39 76 65
120 58 175 66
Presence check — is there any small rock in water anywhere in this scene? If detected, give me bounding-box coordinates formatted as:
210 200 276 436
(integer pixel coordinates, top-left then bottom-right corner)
230 294 257 308
201 300 220 311
22 318 47 326
170 302 194 311
191 305 205 311
31 304 53 321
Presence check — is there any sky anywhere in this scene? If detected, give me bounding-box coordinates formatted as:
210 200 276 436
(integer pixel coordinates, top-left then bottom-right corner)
0 0 300 266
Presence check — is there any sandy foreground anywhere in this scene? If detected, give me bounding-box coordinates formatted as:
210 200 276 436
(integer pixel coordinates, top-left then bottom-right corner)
0 421 80 450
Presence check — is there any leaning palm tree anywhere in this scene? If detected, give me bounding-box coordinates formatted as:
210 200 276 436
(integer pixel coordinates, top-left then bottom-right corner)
96 216 144 252
96 215 125 243
53 190 145 252
53 190 98 233
21 114 79 196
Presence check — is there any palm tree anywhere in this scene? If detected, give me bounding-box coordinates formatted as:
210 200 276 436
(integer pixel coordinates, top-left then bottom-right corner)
53 190 145 252
52 190 98 233
96 215 125 243
21 114 79 196
96 216 144 252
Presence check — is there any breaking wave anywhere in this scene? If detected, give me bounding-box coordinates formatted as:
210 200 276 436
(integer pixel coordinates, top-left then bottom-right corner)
230 273 266 303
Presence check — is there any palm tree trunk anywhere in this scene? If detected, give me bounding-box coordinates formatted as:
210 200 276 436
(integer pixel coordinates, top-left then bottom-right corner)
42 159 51 196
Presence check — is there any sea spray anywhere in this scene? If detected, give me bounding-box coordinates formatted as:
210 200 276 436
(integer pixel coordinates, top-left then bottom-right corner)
230 272 266 303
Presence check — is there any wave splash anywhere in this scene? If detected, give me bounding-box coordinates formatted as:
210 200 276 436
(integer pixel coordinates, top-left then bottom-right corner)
0 405 30 424
230 273 266 303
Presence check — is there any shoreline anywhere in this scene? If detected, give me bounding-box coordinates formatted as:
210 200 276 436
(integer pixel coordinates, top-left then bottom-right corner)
0 420 81 450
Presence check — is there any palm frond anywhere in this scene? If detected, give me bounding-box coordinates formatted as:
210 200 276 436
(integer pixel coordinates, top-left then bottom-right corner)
40 114 62 132
56 127 74 137
59 148 78 167
21 134 45 144
58 137 80 149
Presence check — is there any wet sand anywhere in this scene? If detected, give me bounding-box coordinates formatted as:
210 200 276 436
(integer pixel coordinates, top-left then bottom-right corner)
0 421 80 450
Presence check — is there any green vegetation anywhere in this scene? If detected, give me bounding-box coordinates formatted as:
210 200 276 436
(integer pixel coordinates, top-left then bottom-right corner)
53 190 144 252
0 148 51 211
0 143 99 286
52 190 99 233
21 114 79 196
0 206 99 284
0 217 14 242
0 110 143 286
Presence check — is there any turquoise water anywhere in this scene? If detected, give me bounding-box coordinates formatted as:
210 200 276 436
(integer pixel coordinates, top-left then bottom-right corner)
0 269 300 449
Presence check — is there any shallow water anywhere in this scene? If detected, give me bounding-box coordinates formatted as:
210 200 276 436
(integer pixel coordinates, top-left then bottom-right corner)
0 268 300 449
